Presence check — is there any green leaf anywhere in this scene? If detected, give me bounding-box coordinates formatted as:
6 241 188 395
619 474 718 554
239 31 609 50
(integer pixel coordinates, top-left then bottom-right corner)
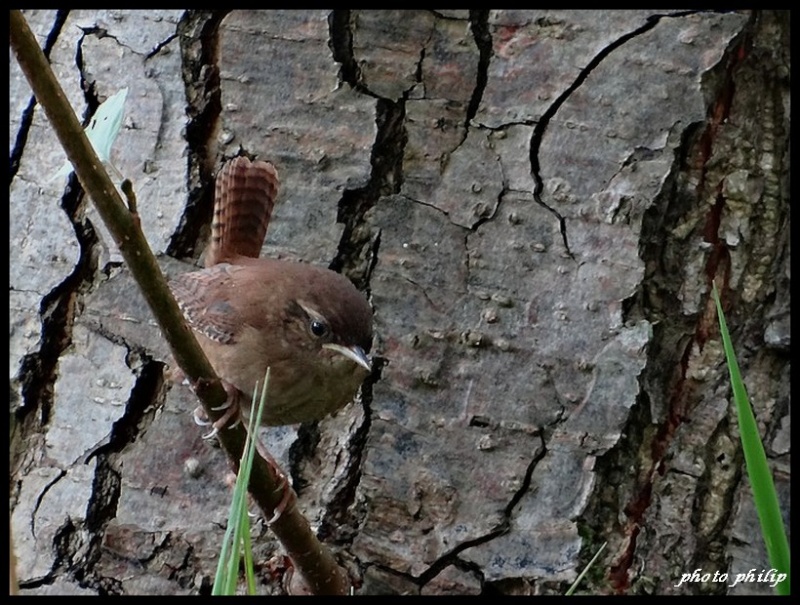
54 87 128 180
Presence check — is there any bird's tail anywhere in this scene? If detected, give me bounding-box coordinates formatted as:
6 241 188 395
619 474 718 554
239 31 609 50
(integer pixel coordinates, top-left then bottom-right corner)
205 156 280 267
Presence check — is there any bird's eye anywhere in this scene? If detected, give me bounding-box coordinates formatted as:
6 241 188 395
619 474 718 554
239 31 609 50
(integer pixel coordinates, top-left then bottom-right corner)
310 320 328 337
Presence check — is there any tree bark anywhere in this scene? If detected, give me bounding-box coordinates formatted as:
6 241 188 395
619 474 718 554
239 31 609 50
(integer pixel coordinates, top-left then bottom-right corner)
9 9 789 595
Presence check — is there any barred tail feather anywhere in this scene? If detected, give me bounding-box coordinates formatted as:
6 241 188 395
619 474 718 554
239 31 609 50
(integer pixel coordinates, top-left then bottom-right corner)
205 156 279 267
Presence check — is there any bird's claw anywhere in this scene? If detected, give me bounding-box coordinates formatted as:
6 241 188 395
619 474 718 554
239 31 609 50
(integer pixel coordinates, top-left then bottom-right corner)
251 439 296 525
191 380 243 439
266 475 296 525
192 406 211 427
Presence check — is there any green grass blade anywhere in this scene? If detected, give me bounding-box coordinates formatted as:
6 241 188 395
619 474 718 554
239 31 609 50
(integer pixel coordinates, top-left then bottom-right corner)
211 370 271 595
566 541 606 595
712 284 790 595
242 516 257 595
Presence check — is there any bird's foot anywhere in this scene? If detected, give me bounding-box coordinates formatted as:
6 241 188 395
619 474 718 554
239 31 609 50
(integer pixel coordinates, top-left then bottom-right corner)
188 377 295 524
254 439 297 525
191 380 242 439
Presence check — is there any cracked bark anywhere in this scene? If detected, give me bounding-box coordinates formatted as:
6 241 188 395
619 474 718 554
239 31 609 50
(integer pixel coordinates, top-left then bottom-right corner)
10 9 789 596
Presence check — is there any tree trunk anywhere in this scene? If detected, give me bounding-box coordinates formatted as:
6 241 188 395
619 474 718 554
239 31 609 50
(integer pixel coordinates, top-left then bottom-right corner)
9 9 789 595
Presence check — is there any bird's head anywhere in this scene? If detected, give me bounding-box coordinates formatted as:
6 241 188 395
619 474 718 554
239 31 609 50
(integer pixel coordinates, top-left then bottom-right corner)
291 298 372 374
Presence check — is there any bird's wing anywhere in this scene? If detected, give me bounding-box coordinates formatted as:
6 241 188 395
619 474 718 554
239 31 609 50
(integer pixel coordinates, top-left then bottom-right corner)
170 264 246 345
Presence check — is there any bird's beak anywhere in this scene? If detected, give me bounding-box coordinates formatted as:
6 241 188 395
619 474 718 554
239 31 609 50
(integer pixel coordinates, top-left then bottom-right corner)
322 343 371 372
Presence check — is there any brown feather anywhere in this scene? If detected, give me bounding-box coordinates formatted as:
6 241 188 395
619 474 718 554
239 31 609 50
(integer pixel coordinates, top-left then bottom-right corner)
170 157 373 426
205 157 279 267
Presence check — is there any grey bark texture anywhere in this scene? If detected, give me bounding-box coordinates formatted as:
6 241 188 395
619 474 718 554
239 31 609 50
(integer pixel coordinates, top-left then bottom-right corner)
9 9 790 596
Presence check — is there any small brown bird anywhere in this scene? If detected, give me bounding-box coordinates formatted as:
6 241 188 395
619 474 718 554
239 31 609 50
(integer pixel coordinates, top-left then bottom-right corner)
170 157 372 430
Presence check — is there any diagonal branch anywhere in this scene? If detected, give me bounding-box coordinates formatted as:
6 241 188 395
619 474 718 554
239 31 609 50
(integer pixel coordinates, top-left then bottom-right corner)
9 9 348 595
